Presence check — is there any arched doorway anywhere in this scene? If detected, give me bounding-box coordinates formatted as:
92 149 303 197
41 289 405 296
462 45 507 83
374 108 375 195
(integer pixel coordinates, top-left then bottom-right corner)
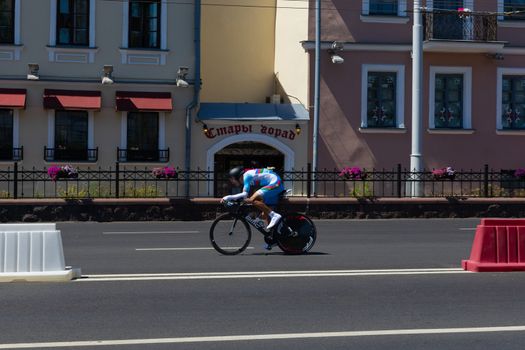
214 141 285 197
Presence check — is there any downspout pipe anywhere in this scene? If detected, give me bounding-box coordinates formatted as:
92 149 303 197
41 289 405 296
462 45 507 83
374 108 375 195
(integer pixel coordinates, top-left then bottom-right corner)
185 0 201 198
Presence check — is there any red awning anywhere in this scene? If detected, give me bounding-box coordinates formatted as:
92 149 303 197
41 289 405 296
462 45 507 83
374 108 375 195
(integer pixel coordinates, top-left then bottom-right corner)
116 91 173 112
0 88 27 109
44 89 101 110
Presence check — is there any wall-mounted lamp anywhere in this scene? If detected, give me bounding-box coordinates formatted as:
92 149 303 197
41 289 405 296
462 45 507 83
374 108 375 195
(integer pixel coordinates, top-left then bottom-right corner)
27 63 39 80
202 123 209 134
177 67 189 88
102 65 114 84
295 123 301 135
329 41 345 64
486 53 504 60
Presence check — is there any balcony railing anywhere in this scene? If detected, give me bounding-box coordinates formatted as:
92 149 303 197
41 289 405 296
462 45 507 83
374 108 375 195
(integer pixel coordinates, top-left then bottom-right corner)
117 148 170 162
44 147 98 162
0 147 23 161
423 11 498 42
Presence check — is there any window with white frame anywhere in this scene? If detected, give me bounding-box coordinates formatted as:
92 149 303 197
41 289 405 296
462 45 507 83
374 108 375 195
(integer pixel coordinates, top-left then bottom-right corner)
497 68 525 131
362 0 407 17
361 64 405 130
119 112 168 162
429 66 472 130
47 109 95 161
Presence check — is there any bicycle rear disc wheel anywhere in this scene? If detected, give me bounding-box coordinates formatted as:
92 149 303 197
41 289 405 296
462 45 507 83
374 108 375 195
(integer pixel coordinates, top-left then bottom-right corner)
210 213 252 255
277 213 317 254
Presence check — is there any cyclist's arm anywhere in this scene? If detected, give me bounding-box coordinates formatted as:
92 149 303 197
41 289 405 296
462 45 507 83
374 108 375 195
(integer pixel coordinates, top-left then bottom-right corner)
222 191 248 202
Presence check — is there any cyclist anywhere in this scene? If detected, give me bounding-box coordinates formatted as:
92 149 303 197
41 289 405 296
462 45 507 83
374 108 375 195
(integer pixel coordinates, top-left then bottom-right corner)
221 166 284 231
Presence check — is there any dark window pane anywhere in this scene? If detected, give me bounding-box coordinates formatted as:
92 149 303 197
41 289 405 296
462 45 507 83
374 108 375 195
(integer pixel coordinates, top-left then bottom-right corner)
367 72 397 128
0 109 13 148
55 110 88 160
127 112 159 150
0 0 14 44
505 0 525 20
128 0 160 48
502 76 525 129
56 0 89 45
369 0 397 15
434 74 463 128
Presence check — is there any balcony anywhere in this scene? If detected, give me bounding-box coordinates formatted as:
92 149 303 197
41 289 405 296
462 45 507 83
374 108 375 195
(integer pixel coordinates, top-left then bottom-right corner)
0 147 23 161
44 147 98 162
117 148 170 163
423 10 506 53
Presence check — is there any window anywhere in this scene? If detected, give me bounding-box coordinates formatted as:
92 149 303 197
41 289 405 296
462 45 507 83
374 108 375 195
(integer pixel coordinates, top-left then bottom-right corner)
502 76 525 129
369 0 397 16
367 72 397 127
0 0 14 44
129 0 160 49
55 110 88 160
56 0 89 46
0 109 13 160
504 0 525 20
361 64 405 131
434 74 463 128
127 112 160 161
429 66 472 131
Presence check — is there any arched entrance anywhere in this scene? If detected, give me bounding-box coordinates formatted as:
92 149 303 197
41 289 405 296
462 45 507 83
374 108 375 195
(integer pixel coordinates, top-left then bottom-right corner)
214 141 285 197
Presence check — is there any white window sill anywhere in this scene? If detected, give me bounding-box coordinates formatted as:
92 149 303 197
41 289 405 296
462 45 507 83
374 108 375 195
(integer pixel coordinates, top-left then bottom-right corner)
427 128 475 135
498 20 525 28
120 48 169 65
0 44 23 61
359 127 407 134
496 129 525 135
46 46 98 63
360 15 410 24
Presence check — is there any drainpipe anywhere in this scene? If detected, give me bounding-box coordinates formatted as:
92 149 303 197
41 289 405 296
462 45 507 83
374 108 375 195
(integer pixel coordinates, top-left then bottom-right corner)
185 0 201 198
312 0 321 196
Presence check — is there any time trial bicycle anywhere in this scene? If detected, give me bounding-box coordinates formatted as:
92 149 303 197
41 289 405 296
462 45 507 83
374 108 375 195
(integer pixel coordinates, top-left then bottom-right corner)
209 199 317 255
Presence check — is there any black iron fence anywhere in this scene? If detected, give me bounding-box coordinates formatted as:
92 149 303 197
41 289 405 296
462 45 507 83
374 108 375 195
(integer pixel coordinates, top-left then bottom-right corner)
1 163 525 199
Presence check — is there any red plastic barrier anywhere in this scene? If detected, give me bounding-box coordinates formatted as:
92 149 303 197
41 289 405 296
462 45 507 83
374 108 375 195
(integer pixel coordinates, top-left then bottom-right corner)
462 219 525 272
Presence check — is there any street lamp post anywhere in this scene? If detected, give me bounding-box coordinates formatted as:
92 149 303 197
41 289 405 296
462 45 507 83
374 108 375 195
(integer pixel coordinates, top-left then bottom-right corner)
410 0 424 196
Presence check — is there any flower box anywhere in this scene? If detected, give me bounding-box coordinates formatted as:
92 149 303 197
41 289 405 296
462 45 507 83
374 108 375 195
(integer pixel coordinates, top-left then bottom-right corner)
432 167 456 180
339 167 366 180
47 165 78 181
152 166 177 179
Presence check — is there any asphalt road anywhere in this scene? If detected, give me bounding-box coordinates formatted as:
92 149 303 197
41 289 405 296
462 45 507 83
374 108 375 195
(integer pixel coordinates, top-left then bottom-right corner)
2 218 525 350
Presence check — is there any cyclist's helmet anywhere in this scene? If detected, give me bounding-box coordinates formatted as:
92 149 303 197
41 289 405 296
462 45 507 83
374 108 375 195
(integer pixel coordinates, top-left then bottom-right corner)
228 166 245 181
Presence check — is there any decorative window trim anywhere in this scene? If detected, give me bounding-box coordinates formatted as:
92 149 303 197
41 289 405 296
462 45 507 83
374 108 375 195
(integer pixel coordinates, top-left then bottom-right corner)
426 128 475 135
361 64 405 129
361 0 407 17
496 67 525 131
49 0 96 63
119 48 169 65
121 0 168 65
359 127 407 134
46 46 99 64
120 111 166 162
428 66 472 130
360 15 409 24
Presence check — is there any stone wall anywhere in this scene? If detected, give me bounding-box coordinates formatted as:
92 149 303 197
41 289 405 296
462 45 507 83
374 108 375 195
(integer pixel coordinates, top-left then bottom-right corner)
0 198 524 222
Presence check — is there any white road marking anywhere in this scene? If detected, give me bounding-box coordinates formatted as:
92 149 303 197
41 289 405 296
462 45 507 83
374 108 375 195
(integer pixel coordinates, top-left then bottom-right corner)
78 268 467 282
2 325 525 348
135 247 254 251
102 231 199 235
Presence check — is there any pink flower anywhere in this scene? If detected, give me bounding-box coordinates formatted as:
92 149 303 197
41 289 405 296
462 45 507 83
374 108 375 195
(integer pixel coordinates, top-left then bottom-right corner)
339 167 365 180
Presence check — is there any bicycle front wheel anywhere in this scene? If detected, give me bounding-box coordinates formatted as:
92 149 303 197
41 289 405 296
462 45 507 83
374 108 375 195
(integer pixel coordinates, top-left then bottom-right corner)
210 213 252 255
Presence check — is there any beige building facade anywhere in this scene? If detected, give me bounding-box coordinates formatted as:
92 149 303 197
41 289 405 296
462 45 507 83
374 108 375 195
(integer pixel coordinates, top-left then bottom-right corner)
0 0 197 170
197 0 310 196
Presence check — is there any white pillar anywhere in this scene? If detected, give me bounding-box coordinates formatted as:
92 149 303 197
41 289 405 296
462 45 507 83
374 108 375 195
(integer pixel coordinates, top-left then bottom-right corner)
410 0 424 197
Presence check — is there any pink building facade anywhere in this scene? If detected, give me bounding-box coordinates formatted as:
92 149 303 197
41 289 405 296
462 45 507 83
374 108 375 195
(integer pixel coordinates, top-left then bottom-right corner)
305 0 525 171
